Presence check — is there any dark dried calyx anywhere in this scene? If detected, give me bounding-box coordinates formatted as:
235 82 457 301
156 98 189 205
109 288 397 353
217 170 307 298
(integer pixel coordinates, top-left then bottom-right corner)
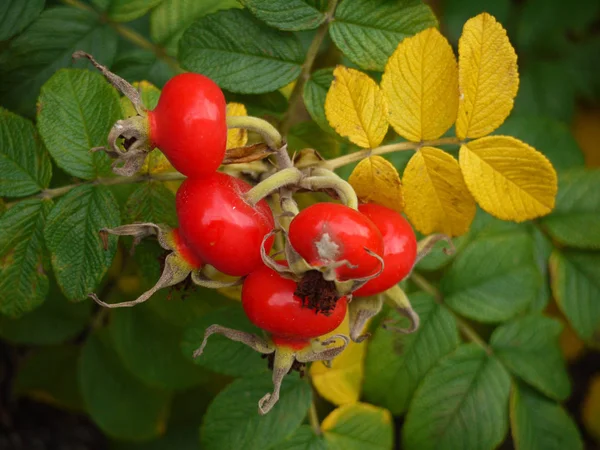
294 270 341 315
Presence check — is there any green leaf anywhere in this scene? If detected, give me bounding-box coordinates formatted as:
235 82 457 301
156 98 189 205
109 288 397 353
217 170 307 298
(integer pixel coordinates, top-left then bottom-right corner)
179 9 304 94
514 61 575 123
110 303 209 390
240 0 326 31
303 68 336 135
272 426 327 450
403 344 511 450
124 182 177 227
104 0 164 22
15 344 84 411
322 403 394 450
541 169 600 249
511 382 583 450
490 314 570 401
0 0 45 41
227 91 289 119
329 0 437 71
200 373 311 450
112 48 176 87
181 305 267 377
441 0 510 45
151 0 240 54
0 199 52 317
0 108 51 197
44 185 120 301
0 7 118 117
550 250 600 342
494 116 585 171
288 121 340 158
530 226 552 312
441 230 541 322
37 68 121 180
363 293 461 415
0 278 92 344
79 331 171 441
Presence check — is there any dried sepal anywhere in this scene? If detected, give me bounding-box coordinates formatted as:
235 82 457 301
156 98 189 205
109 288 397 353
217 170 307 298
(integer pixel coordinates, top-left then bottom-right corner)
222 143 274 164
348 294 384 343
90 223 200 308
192 322 350 415
415 233 455 264
190 270 243 289
335 248 385 295
383 284 420 334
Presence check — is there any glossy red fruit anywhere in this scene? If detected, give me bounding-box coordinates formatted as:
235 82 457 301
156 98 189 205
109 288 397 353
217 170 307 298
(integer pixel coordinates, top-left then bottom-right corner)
176 172 274 276
171 228 203 269
242 263 347 345
148 73 226 177
353 203 417 297
288 203 384 281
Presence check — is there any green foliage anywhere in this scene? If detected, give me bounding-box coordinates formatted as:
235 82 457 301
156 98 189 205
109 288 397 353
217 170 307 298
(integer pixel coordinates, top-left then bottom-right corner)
362 293 460 415
0 0 598 448
403 344 511 450
44 185 120 301
329 0 437 71
0 108 52 197
179 9 305 94
200 373 311 450
37 69 121 179
0 199 52 317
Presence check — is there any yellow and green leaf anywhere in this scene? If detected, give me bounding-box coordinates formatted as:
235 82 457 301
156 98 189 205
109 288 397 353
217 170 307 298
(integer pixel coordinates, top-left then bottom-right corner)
226 102 248 149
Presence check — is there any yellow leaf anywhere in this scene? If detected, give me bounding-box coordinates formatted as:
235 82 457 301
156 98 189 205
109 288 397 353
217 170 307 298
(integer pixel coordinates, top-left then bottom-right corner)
348 156 404 213
583 375 600 444
403 147 475 236
381 28 458 142
459 136 557 221
140 149 175 174
456 13 519 139
325 66 388 148
321 403 393 448
226 102 248 149
310 316 366 406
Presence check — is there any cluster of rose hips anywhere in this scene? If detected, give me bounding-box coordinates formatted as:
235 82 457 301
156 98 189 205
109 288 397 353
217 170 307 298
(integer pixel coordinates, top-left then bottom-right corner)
77 52 439 415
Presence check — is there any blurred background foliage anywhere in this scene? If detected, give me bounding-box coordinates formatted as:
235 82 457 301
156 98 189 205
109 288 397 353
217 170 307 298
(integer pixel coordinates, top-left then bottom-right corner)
0 0 599 449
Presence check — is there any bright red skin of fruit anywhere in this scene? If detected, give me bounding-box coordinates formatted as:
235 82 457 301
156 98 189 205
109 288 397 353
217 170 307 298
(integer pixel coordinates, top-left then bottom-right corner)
176 172 274 276
148 73 227 177
288 203 384 280
353 203 417 297
242 264 347 344
172 228 203 269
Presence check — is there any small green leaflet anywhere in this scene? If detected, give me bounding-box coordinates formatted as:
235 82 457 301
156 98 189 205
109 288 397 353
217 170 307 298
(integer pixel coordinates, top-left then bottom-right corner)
200 373 311 450
329 0 437 71
240 0 327 31
403 344 511 450
44 185 120 302
0 7 118 117
0 108 52 197
124 182 177 227
0 199 52 318
179 9 304 94
103 0 163 23
0 0 45 41
37 69 121 180
303 68 337 135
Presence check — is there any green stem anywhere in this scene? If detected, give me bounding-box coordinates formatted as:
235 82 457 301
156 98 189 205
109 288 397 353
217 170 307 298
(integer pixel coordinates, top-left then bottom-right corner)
244 168 302 206
308 399 322 435
410 272 493 354
227 116 284 150
323 137 463 170
61 0 181 73
6 172 186 207
279 0 340 136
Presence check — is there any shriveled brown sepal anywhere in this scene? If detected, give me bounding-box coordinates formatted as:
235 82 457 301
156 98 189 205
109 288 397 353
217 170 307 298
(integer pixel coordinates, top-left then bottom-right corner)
192 324 349 415
89 223 199 308
348 295 384 343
